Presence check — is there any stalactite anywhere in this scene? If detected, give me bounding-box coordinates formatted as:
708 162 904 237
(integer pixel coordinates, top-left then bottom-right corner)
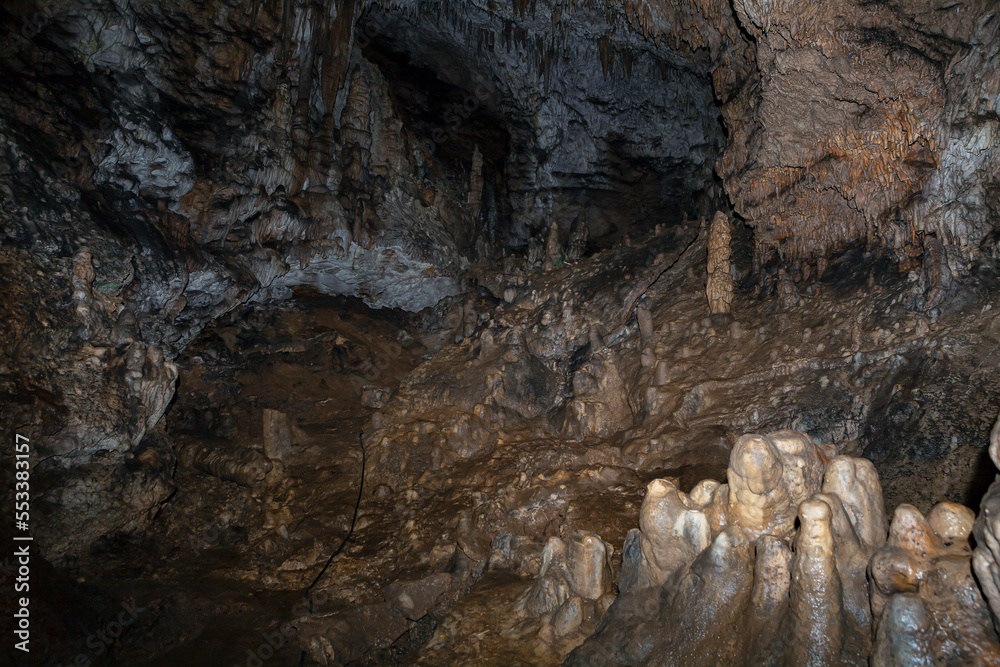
310 0 358 177
513 0 538 19
598 34 614 80
289 2 321 192
339 66 373 243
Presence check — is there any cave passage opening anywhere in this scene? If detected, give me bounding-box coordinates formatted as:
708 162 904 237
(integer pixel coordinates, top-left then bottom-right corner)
356 3 727 264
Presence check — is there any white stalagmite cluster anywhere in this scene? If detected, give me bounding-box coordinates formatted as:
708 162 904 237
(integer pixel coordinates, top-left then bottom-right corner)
522 531 615 637
569 427 1000 666
974 416 1000 636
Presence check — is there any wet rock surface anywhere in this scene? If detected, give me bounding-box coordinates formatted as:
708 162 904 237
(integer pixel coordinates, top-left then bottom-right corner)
2 0 1000 665
8 223 1000 665
569 429 1000 666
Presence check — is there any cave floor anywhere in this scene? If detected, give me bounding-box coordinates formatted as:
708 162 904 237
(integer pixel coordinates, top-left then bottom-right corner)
64 296 408 665
54 242 1000 666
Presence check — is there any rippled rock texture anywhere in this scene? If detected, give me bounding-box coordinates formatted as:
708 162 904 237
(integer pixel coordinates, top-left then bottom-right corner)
5 0 998 565
720 0 1000 262
0 0 729 562
2 0 1000 664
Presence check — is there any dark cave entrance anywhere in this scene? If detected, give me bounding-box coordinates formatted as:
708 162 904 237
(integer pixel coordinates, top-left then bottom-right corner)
356 4 726 260
358 26 516 260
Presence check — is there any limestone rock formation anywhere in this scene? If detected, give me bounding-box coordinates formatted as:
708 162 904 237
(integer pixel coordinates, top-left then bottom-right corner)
339 66 374 242
567 212 589 263
777 269 804 311
706 212 733 315
71 248 101 340
726 430 825 539
922 234 954 312
262 408 294 462
177 441 272 489
4 0 1000 663
873 502 998 666
523 532 613 629
619 478 714 593
469 145 485 218
720 0 1000 261
974 413 1000 633
569 428 1000 666
544 220 562 272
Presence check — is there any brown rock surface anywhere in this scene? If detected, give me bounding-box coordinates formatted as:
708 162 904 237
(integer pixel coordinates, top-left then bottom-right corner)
3 0 1000 664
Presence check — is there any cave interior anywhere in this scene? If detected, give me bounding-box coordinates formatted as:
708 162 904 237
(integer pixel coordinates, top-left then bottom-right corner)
2 0 1000 665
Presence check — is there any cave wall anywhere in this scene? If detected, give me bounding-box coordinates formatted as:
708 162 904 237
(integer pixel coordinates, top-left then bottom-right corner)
363 0 726 248
0 0 470 561
1 0 998 565
721 0 1000 262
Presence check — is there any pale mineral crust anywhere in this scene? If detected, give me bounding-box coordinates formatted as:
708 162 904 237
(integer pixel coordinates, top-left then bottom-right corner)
570 428 1000 666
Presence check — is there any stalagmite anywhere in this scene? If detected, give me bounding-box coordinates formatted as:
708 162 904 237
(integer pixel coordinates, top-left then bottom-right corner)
821 455 887 551
110 307 138 346
974 413 1000 631
789 499 844 667
654 527 756 666
777 268 803 310
706 211 734 315
523 531 613 636
543 219 561 271
653 359 670 386
570 427 1000 665
635 304 653 341
178 441 273 488
528 234 545 267
619 478 712 592
727 430 824 539
565 532 613 601
138 346 179 433
872 502 999 665
72 248 99 339
262 408 293 461
567 210 588 262
468 145 484 215
748 535 793 661
921 234 952 310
